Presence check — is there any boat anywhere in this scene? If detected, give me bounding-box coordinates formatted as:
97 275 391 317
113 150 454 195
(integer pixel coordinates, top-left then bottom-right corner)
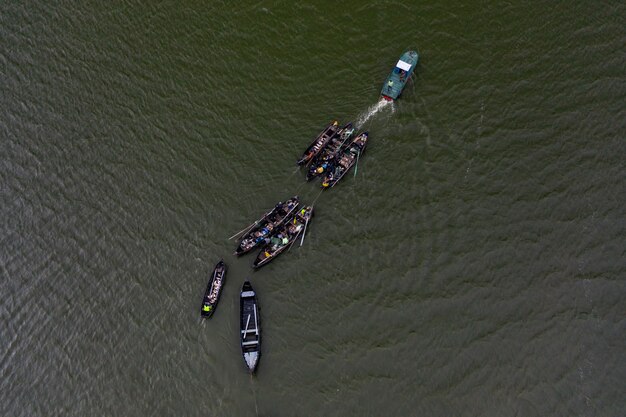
240 280 261 373
306 122 355 181
252 206 314 269
381 50 419 101
234 196 300 256
200 260 227 318
321 132 368 188
296 120 340 166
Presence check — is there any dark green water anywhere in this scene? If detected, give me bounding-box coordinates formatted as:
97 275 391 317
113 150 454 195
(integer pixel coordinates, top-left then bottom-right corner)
2 1 624 416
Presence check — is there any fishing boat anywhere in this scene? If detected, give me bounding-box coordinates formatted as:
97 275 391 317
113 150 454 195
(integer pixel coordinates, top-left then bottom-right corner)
240 281 261 373
234 196 300 256
306 122 355 181
296 120 340 166
200 260 227 318
321 132 368 188
381 50 419 101
252 206 314 269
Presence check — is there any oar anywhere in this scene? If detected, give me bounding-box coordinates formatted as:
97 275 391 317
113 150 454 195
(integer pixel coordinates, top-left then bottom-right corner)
353 150 361 178
287 238 296 253
299 214 310 247
336 136 351 156
229 214 266 240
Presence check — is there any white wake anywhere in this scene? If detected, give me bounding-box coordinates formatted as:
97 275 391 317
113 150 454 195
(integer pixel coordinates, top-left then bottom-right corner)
355 98 394 128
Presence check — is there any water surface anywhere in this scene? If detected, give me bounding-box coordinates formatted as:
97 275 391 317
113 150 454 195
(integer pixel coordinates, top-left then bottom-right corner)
2 1 624 416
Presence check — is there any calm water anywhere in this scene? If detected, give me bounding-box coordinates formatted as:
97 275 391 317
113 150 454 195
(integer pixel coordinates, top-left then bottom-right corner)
2 1 624 416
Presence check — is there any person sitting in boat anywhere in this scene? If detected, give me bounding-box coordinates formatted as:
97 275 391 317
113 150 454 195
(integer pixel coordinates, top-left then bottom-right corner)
387 79 394 91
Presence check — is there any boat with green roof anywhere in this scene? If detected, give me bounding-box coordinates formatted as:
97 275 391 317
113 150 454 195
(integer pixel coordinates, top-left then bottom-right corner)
381 50 419 101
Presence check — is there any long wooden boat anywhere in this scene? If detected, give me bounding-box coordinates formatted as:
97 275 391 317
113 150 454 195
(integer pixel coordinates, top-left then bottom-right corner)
200 260 227 318
306 122 355 181
234 196 300 256
296 121 340 166
240 281 261 373
381 50 419 101
252 206 314 269
321 132 368 188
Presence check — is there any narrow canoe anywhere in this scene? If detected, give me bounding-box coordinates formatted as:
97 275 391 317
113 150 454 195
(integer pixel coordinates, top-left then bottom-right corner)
200 260 226 318
235 196 300 256
321 132 368 188
253 206 314 269
240 281 261 373
297 121 340 166
306 122 354 181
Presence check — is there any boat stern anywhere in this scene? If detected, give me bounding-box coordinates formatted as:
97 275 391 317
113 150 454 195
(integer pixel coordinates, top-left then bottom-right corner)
201 303 214 318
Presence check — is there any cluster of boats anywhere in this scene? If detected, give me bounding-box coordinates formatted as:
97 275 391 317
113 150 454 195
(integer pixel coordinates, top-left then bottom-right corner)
200 196 313 373
232 196 312 268
298 121 369 188
200 264 261 372
200 119 366 372
199 50 419 374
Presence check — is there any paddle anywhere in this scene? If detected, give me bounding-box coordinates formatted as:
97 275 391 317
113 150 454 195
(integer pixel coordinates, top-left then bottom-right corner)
229 214 267 240
299 214 310 247
334 137 351 161
353 149 361 178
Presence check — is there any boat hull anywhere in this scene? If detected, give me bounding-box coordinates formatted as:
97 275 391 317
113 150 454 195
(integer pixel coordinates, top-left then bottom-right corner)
253 206 314 269
234 197 300 255
240 281 261 373
321 133 368 189
297 121 340 166
306 122 354 181
201 260 226 318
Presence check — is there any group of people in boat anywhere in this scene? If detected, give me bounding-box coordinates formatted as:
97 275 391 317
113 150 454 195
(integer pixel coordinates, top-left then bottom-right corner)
320 132 368 188
386 68 408 92
236 198 299 254
298 121 339 164
307 123 356 180
253 223 274 244
308 152 335 178
259 207 310 261
201 262 226 315
204 272 223 306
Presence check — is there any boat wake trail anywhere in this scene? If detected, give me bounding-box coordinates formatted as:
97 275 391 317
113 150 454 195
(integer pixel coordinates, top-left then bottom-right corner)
251 374 259 416
355 98 394 128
